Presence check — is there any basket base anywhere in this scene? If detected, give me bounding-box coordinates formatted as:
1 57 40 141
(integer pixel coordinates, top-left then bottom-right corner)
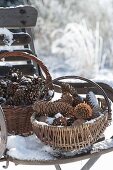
48 134 105 158
3 105 33 136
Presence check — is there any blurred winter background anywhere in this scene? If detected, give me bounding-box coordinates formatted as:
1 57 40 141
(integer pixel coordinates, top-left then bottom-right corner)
30 0 113 80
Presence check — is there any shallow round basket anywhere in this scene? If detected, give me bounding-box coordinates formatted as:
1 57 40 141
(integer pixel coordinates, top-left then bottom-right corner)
31 76 111 151
0 51 53 136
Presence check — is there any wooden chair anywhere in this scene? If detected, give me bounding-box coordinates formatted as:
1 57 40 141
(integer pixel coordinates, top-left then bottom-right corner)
0 0 42 76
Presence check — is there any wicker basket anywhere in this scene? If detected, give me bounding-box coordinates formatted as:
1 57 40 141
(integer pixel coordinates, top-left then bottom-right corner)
0 51 53 136
31 76 111 151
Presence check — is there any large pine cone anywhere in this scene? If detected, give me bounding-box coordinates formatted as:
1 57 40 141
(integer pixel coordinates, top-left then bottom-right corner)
33 101 74 117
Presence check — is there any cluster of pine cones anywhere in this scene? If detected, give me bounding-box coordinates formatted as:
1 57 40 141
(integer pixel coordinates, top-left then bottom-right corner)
33 83 102 127
0 68 48 106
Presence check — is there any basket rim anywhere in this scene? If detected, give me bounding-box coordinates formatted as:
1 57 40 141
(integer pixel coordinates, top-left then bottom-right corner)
31 111 108 130
0 51 54 90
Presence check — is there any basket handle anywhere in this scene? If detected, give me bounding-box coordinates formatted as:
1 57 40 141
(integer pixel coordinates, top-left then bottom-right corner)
0 51 53 90
52 75 112 121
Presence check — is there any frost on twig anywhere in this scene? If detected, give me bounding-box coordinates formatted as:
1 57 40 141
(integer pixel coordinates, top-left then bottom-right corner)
51 20 104 78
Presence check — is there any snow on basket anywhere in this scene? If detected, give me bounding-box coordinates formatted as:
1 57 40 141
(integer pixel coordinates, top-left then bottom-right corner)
0 51 54 136
31 76 112 152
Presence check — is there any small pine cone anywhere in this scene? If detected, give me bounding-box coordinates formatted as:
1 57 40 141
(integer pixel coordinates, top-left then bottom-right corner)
7 82 19 96
33 101 74 117
32 76 39 85
61 83 79 97
74 102 92 119
6 96 14 105
13 88 25 105
61 83 77 96
0 80 7 97
57 93 73 105
52 116 67 126
67 117 75 126
61 83 72 94
61 83 83 106
0 86 3 96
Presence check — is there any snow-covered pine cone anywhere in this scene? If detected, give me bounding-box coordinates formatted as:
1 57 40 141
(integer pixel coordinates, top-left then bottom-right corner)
86 91 102 117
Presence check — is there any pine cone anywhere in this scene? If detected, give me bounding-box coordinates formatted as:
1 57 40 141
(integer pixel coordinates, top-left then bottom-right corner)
0 85 3 96
52 116 67 126
61 83 83 106
61 83 72 94
33 101 74 117
74 102 92 119
57 93 73 105
7 82 19 96
72 96 83 107
86 91 99 108
13 86 26 105
86 91 102 117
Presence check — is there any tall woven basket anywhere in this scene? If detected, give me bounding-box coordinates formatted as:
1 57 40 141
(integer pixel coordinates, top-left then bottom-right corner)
31 76 111 152
0 51 53 136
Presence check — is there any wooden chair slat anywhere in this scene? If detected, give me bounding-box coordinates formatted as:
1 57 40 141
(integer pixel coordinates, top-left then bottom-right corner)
0 6 38 28
0 32 31 45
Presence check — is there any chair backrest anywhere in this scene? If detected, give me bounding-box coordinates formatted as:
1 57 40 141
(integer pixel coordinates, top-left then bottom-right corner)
0 1 40 76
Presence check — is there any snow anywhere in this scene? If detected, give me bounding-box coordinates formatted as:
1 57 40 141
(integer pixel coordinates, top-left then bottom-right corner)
0 28 13 46
91 138 113 153
0 28 24 52
7 135 55 161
